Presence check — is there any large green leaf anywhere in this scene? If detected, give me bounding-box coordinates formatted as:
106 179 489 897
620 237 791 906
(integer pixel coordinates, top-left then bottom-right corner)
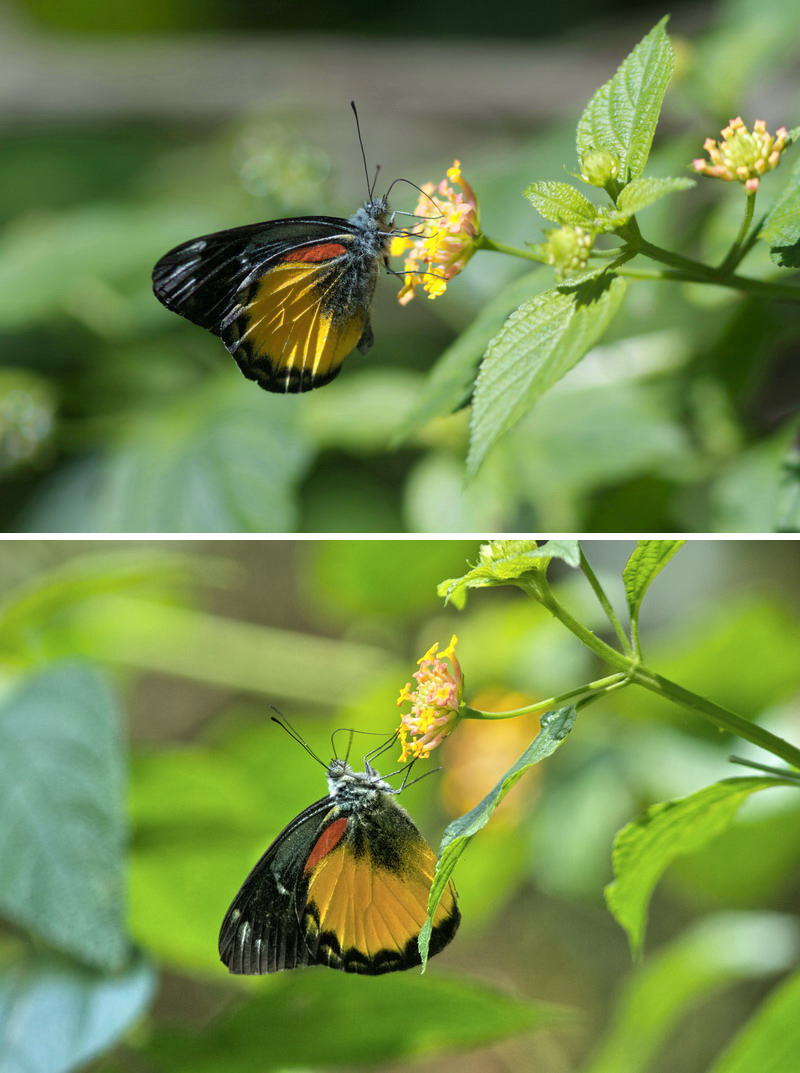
759 155 800 268
605 777 794 957
420 706 576 967
0 663 128 971
580 912 800 1073
22 376 311 533
622 540 685 624
615 176 695 216
523 182 599 225
576 17 674 183
467 273 626 475
147 970 566 1071
708 965 800 1073
0 946 154 1073
396 269 547 440
438 539 581 609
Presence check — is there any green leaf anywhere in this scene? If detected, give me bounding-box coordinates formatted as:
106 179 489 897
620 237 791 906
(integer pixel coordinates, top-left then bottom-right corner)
523 181 599 225
22 376 311 533
615 176 695 216
605 777 794 958
622 539 685 623
438 538 581 609
0 663 128 971
707 965 800 1073
146 972 566 1071
395 269 547 440
0 947 154 1073
420 706 576 967
467 273 626 476
580 912 800 1073
576 17 674 182
759 155 800 268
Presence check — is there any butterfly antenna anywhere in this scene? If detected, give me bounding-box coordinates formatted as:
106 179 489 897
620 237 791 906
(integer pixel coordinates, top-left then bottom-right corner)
364 729 400 767
350 101 372 201
384 176 445 219
371 163 382 199
270 709 327 769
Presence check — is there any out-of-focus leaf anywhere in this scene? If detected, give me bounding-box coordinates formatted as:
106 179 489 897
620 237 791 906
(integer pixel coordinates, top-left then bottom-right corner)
148 971 567 1071
302 369 424 451
712 421 799 533
396 269 547 440
605 777 792 957
0 548 201 662
580 912 800 1073
22 377 311 533
707 965 800 1073
576 18 674 181
306 538 479 619
438 539 580 609
420 707 576 966
467 274 626 476
623 540 685 625
0 663 127 971
0 946 154 1073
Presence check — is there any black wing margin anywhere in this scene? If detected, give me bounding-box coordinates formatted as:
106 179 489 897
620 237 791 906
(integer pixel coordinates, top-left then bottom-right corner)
218 797 335 975
152 216 354 336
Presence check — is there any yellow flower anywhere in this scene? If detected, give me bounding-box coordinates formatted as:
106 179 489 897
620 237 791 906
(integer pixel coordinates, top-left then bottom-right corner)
396 635 463 761
391 161 480 304
692 118 789 192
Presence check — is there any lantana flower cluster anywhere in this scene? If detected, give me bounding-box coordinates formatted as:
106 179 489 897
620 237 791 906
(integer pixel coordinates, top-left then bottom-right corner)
396 635 463 761
692 117 789 192
391 162 479 304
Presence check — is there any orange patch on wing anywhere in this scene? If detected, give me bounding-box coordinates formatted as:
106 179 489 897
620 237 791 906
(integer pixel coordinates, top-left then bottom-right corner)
304 817 349 874
305 840 457 958
283 243 347 263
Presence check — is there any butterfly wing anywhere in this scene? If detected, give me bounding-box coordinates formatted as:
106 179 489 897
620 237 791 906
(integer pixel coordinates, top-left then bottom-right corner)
302 798 460 975
218 795 335 974
152 216 378 394
219 793 460 976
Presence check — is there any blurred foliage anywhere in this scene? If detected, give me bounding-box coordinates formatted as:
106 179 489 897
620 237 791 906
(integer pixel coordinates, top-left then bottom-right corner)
1 539 800 1073
0 0 798 531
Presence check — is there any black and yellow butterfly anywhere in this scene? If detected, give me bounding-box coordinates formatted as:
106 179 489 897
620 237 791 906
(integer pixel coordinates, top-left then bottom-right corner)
218 731 460 975
151 106 422 394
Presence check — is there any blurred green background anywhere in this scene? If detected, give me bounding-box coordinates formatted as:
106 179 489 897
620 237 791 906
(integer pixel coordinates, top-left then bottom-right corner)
2 537 800 1072
0 0 798 532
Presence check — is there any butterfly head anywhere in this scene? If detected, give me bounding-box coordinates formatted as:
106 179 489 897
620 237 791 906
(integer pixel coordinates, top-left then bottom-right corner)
326 756 393 810
350 195 391 232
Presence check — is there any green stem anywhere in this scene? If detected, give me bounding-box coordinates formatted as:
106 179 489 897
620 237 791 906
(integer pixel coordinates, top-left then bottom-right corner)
719 190 756 274
478 234 547 264
579 549 632 655
630 668 800 770
533 574 800 770
463 672 627 720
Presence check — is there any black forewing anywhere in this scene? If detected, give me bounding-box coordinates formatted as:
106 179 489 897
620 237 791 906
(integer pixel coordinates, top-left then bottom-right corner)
218 796 338 974
152 216 356 336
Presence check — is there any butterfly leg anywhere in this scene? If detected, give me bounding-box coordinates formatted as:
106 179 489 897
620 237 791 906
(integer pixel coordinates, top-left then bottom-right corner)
357 319 374 354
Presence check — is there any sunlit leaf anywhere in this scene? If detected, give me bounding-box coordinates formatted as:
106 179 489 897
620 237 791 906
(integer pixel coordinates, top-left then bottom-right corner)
420 706 576 967
576 17 674 182
622 540 685 624
438 539 581 609
467 273 626 475
605 777 794 957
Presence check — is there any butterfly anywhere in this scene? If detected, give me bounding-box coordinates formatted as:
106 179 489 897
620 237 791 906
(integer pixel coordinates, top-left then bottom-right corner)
152 106 423 394
218 724 460 975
